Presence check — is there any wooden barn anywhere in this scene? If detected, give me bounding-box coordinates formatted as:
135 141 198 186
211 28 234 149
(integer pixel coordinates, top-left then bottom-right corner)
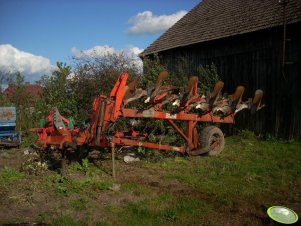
140 0 301 140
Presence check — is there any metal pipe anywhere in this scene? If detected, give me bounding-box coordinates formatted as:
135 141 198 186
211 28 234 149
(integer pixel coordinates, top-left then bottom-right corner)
96 101 106 146
111 142 116 179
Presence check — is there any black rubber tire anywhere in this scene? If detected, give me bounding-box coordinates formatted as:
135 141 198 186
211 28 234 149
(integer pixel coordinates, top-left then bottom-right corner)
199 126 225 156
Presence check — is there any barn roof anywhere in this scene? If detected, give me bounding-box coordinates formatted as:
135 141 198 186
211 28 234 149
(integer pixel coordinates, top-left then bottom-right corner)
140 0 301 57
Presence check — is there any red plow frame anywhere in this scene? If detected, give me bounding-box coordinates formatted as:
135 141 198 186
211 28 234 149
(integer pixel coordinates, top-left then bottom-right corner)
33 72 264 156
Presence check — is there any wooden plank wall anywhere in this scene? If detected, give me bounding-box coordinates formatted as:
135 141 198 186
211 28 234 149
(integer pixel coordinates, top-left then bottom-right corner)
158 23 301 140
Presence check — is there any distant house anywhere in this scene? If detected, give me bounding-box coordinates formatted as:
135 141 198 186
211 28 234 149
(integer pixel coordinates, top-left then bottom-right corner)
140 0 301 140
3 84 42 106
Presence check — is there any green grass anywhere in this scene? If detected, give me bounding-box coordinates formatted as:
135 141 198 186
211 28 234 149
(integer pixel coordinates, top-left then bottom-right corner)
39 167 112 197
0 167 25 183
52 214 87 226
1 131 300 225
103 193 212 226
70 197 88 211
156 133 301 202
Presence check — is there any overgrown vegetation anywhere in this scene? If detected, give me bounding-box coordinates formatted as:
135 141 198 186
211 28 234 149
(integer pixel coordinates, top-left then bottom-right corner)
197 63 220 94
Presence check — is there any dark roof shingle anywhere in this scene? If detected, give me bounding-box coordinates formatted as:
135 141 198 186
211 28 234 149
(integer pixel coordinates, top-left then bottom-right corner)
141 0 301 56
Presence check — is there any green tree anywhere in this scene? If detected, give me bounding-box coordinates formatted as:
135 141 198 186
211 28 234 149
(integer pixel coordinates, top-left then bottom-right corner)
196 63 220 95
0 70 10 105
38 62 78 119
70 52 141 122
5 72 35 130
141 54 188 91
140 54 166 89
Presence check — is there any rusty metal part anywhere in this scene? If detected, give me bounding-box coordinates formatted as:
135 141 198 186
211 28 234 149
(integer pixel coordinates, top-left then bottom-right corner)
123 77 139 101
251 89 265 114
180 76 199 108
124 88 147 105
213 85 245 116
155 71 169 90
208 80 224 106
187 76 198 96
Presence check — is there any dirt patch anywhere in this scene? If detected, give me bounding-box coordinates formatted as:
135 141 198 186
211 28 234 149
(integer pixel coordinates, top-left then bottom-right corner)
0 150 196 224
100 159 193 192
0 151 155 224
0 148 27 169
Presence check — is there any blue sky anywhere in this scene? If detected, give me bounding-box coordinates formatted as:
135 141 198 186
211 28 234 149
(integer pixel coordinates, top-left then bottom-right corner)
0 0 200 82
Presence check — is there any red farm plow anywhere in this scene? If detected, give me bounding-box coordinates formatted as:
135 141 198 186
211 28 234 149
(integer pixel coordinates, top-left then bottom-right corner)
33 72 264 158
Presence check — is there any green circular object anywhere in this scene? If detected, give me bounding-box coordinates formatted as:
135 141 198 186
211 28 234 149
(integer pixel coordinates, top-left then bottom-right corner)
267 206 298 224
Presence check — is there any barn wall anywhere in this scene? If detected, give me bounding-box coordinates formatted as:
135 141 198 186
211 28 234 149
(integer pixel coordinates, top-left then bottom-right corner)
157 23 301 140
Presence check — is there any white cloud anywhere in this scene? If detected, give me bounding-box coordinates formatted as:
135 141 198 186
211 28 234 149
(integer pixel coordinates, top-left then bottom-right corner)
123 45 144 69
128 10 187 34
0 44 52 82
71 45 144 70
71 45 115 58
124 45 144 56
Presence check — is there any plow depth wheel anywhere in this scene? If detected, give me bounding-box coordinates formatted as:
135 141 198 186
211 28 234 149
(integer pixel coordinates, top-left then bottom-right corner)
200 126 225 155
